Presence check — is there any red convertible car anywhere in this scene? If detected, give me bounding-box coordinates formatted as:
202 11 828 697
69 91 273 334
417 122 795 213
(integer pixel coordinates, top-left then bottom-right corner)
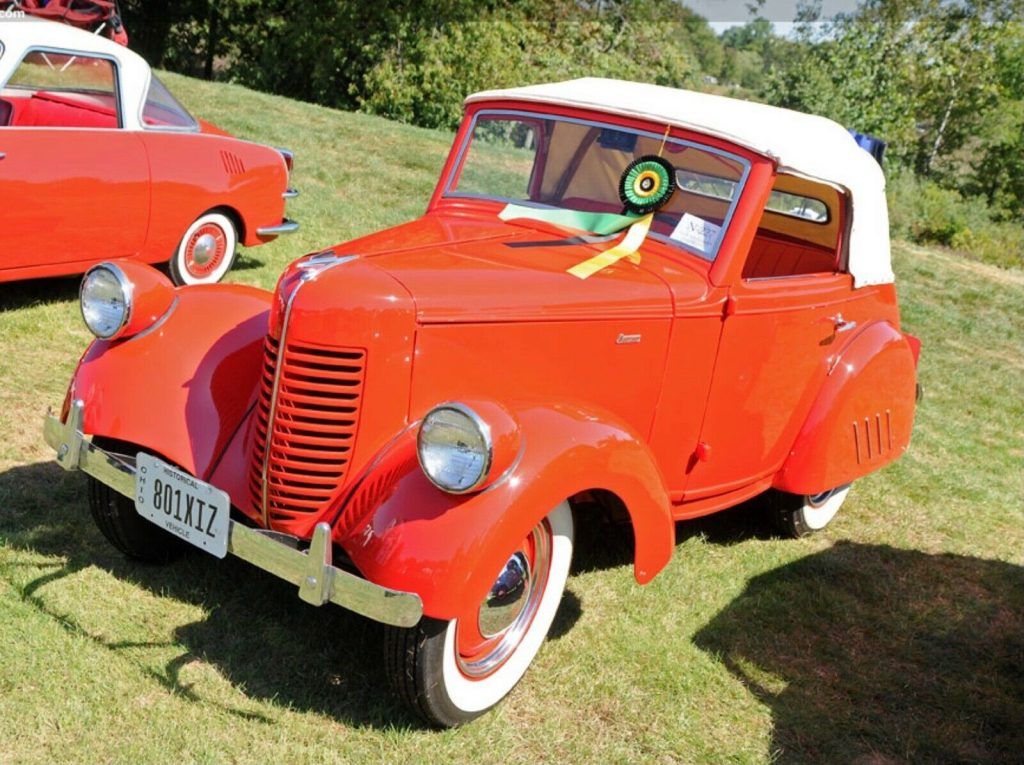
44 78 920 726
0 19 297 285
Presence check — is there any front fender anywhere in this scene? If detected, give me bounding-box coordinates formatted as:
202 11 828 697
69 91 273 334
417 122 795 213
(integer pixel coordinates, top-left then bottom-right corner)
68 282 272 481
338 403 675 620
775 321 918 495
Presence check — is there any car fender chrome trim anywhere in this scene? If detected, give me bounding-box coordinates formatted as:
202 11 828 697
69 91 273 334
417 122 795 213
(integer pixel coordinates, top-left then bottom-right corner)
42 402 422 627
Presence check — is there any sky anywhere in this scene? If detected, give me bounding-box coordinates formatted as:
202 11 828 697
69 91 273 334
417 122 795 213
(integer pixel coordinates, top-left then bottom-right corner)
681 0 862 33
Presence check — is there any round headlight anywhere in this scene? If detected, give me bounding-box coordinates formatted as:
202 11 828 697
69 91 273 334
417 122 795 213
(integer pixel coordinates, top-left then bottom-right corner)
417 403 492 494
80 264 131 339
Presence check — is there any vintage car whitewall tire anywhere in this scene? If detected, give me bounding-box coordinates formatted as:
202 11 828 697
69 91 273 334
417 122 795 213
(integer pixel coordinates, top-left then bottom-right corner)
769 484 852 538
384 501 574 727
169 212 238 286
87 476 186 563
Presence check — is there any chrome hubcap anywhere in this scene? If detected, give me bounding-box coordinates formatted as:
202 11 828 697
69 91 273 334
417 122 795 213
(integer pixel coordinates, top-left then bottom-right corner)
457 521 551 678
479 551 531 638
191 233 218 265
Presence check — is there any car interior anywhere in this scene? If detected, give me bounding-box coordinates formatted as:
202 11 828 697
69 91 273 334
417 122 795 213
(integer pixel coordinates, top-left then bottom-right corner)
0 89 120 128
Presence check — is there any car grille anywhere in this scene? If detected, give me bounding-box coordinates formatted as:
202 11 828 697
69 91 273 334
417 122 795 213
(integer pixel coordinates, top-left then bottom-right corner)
248 335 365 525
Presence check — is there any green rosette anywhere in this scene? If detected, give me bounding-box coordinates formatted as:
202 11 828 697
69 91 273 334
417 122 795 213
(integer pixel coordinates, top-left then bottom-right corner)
619 155 676 215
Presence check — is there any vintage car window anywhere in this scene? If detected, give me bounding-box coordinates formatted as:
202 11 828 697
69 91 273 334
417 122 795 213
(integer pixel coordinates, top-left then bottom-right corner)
2 49 120 128
764 191 829 223
447 110 750 261
142 74 198 130
742 174 845 279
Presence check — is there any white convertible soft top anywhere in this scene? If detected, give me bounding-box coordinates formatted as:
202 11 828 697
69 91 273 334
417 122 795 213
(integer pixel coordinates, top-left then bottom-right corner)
467 78 893 287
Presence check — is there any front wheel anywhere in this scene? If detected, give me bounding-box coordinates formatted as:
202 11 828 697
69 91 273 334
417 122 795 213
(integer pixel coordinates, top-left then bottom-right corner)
384 501 574 727
769 484 852 538
88 477 186 563
169 212 238 286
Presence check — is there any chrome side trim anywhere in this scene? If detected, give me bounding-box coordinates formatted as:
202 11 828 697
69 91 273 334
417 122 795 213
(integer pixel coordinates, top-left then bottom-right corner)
283 188 299 199
256 219 299 237
42 404 422 627
260 281 303 527
131 295 178 342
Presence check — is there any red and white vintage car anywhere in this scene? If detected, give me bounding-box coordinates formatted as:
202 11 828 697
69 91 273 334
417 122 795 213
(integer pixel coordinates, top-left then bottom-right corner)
0 19 296 285
44 78 920 726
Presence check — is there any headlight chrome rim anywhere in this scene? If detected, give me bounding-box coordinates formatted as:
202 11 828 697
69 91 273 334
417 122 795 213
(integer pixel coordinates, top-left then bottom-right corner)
417 402 493 494
80 262 133 340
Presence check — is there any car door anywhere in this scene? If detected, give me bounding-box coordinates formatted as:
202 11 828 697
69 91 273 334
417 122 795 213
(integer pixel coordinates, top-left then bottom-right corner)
685 179 857 499
0 47 149 272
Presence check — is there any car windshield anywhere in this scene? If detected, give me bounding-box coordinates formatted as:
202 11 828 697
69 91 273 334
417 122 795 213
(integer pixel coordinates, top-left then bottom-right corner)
445 110 750 261
142 74 197 130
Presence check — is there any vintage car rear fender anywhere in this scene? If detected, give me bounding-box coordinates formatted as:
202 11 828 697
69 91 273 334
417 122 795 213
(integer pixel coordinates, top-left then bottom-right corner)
774 321 918 495
141 132 288 254
67 283 272 480
338 403 675 620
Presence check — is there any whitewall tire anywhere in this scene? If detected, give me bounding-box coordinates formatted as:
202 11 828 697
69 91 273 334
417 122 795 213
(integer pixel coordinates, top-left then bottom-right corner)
769 484 852 538
169 212 238 285
385 501 574 727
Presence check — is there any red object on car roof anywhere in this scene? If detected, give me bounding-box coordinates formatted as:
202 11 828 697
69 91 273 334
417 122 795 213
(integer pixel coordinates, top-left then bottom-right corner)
1 1 128 46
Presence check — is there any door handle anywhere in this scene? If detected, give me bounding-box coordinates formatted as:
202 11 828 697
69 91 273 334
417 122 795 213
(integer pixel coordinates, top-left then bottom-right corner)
828 313 857 333
0 152 6 160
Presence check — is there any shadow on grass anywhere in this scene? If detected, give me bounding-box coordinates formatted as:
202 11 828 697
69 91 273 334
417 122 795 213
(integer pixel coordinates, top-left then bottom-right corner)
0 459 581 730
694 541 1024 764
0 275 80 312
571 496 776 578
0 256 263 314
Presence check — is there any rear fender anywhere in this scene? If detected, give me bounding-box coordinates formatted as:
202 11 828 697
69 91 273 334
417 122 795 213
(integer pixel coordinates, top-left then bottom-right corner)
68 283 272 481
339 403 675 620
775 321 918 494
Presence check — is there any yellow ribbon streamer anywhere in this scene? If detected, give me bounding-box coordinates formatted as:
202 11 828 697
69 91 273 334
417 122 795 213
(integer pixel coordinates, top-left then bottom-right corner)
566 213 653 279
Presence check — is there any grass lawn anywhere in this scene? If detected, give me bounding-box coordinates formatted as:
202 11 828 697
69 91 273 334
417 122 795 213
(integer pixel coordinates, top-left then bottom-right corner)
1 73 1022 764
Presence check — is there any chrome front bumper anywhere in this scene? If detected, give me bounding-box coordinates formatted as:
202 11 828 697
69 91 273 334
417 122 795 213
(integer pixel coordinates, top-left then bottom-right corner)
256 218 299 237
42 401 423 628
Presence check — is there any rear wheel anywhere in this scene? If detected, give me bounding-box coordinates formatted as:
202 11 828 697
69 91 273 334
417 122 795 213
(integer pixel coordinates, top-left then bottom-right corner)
169 212 238 286
769 484 852 538
88 477 186 563
385 501 574 727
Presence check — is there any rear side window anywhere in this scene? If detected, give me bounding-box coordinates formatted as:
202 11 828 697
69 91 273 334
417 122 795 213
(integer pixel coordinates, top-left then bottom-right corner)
142 74 198 130
743 175 845 279
765 191 829 223
1 49 120 128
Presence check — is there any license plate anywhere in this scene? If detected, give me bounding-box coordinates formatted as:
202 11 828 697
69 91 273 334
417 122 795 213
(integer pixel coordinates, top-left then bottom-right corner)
134 453 230 559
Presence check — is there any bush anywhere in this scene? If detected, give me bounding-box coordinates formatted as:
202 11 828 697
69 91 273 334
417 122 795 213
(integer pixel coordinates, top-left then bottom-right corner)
888 172 1024 269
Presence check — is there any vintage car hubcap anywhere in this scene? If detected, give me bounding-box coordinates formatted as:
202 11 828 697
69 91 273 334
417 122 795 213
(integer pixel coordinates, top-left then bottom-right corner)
185 224 227 277
478 551 531 638
456 520 552 679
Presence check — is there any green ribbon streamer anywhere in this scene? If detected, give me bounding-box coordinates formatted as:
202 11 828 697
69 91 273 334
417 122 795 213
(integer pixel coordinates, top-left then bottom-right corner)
498 204 639 236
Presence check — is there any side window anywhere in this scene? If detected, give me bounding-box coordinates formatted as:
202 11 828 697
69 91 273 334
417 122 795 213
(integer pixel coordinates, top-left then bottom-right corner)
142 74 198 130
1 50 120 129
742 175 844 279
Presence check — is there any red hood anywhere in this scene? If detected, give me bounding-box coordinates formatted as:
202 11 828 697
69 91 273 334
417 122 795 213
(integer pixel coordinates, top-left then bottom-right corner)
326 213 703 323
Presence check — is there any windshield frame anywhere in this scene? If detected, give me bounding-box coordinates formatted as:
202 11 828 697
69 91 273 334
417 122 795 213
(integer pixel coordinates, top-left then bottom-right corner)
442 108 752 262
